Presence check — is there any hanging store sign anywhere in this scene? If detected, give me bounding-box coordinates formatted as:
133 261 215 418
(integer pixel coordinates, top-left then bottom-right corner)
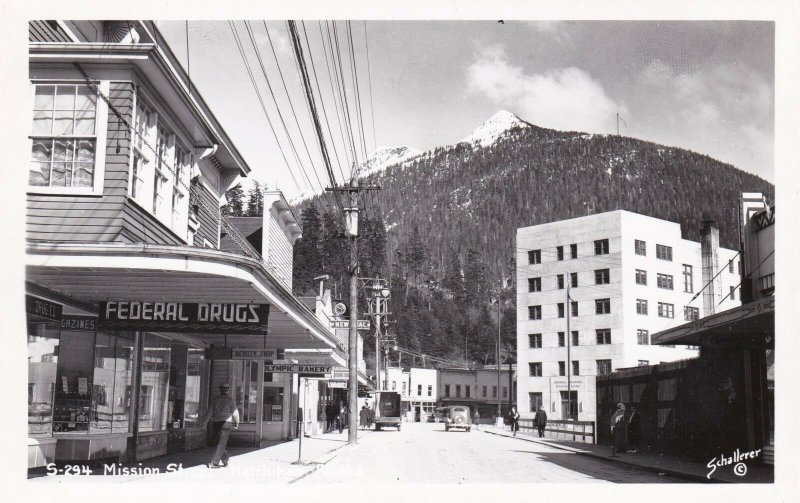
327 380 348 388
264 363 333 375
330 319 371 330
98 301 269 334
232 348 279 360
26 295 62 322
56 316 98 331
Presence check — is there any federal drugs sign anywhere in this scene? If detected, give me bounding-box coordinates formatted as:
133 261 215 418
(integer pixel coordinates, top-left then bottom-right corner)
99 301 269 334
330 319 371 330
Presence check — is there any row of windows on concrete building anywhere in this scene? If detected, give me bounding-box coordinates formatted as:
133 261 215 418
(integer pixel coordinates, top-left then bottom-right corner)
527 328 651 349
443 384 507 399
527 298 611 319
526 359 613 377
527 239 609 265
527 269 610 293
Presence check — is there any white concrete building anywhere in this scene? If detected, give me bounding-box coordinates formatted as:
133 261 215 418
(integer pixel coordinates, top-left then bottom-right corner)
515 210 740 422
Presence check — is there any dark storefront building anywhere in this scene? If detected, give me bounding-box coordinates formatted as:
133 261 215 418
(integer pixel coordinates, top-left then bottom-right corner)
595 194 774 463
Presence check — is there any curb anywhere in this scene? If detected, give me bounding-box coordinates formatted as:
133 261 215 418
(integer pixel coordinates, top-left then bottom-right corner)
481 428 721 483
289 430 372 483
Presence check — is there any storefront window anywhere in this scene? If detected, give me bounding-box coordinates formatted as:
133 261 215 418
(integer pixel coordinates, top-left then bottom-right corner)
263 386 284 422
138 334 171 432
183 347 209 428
112 335 135 433
28 322 60 436
53 331 94 432
236 361 259 423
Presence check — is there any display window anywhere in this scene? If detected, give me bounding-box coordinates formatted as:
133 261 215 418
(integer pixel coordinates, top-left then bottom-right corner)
138 333 171 432
183 347 209 427
53 331 94 432
28 322 59 436
234 360 258 423
263 385 284 422
90 332 135 433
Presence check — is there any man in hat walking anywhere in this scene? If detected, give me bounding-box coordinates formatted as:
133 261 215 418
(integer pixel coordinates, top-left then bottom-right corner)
202 382 239 468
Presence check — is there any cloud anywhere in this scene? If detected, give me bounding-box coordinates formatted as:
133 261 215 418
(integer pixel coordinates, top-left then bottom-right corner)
467 46 626 133
633 60 773 179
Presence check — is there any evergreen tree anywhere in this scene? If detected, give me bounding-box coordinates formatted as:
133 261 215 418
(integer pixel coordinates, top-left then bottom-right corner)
246 181 265 216
404 225 427 286
222 183 246 216
464 249 489 305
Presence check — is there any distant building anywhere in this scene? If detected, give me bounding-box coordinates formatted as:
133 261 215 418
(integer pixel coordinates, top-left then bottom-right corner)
516 210 740 422
437 366 516 421
382 367 437 421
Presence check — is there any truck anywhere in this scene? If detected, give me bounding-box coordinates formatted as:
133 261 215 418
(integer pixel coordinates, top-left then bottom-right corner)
374 391 402 431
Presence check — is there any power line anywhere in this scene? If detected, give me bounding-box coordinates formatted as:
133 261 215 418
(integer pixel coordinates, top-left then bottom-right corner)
226 21 305 194
245 21 327 198
362 20 377 153
329 20 361 178
298 21 348 185
318 21 353 173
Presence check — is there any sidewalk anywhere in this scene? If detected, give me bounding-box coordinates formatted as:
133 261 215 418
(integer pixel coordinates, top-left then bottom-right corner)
32 428 372 484
482 425 773 483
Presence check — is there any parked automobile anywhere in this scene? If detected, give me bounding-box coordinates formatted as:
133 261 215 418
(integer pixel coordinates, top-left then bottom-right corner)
428 406 449 423
445 406 472 432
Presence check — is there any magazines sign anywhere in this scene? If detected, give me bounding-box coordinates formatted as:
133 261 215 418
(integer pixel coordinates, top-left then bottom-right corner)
98 301 269 334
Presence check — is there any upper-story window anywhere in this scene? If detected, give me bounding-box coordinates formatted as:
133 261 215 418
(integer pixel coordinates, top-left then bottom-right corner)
570 243 578 259
528 277 541 292
683 264 693 293
29 82 107 194
528 250 541 264
656 244 673 261
635 239 646 256
131 95 192 239
595 239 609 255
657 273 674 290
595 269 610 285
557 246 564 261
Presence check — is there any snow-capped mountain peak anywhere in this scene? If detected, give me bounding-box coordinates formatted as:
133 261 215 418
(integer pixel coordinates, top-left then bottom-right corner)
461 110 530 147
358 145 423 177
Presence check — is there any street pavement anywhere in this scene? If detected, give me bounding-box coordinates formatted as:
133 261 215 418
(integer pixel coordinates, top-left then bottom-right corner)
302 422 687 483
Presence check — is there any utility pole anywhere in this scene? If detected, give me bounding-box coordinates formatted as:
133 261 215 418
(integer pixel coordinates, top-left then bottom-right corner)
326 179 380 445
375 286 382 392
566 283 572 421
496 291 502 420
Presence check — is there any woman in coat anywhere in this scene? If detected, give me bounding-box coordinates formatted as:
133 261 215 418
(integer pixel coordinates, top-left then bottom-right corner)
610 403 628 454
508 406 521 436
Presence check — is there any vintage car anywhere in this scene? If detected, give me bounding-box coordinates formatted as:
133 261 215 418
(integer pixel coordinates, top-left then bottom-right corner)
445 405 472 432
428 406 449 423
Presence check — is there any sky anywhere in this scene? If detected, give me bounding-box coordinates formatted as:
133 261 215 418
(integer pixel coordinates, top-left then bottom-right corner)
158 20 774 200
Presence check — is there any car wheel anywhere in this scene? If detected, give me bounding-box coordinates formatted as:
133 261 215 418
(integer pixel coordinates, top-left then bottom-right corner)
397 425 401 431
376 425 381 431
445 425 449 432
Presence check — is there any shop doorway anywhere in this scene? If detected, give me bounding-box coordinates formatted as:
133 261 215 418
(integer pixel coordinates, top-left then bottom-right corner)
560 390 578 420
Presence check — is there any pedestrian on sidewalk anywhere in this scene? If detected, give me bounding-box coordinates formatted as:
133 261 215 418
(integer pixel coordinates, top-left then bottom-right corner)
337 404 346 434
627 406 641 453
359 405 369 430
325 402 337 433
508 406 520 436
611 402 627 454
534 406 548 438
473 409 481 430
367 404 374 428
201 383 239 469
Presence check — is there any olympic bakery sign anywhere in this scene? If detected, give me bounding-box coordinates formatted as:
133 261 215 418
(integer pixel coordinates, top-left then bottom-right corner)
99 301 269 334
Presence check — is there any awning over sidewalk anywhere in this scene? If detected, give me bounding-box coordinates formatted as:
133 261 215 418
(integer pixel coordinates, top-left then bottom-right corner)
26 242 345 353
652 295 774 348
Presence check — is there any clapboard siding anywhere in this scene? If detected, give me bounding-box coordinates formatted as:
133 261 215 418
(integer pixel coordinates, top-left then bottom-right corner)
191 181 221 248
118 200 184 245
26 82 133 243
29 21 72 43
